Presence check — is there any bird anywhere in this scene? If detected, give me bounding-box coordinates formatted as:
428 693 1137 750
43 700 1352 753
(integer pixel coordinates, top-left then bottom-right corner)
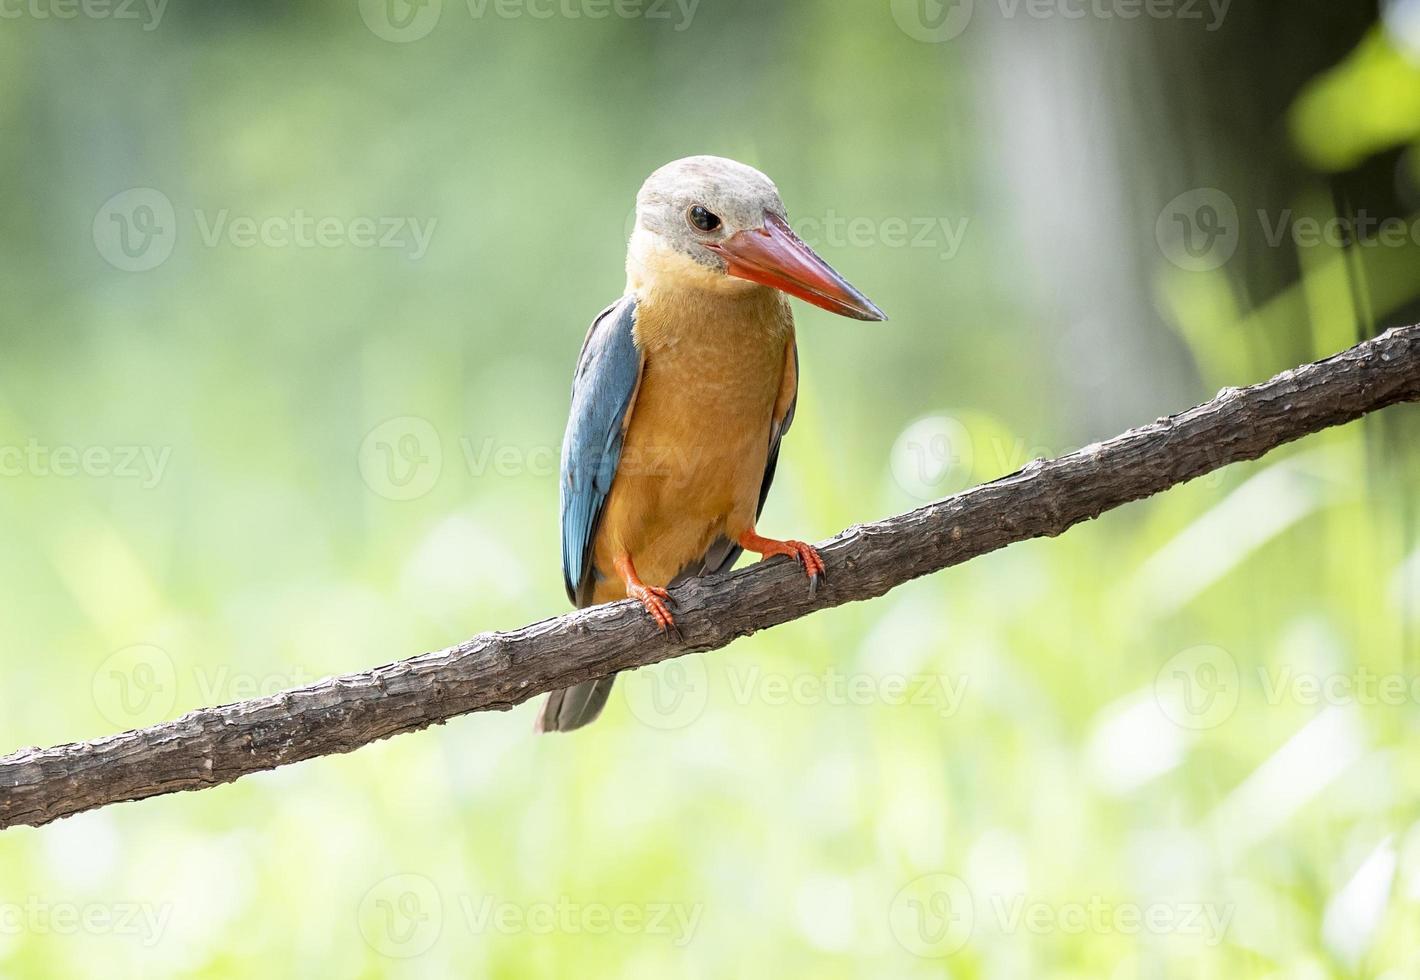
538 155 886 733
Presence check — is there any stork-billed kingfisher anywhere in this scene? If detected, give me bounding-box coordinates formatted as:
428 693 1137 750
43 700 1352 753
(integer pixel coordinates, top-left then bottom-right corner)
539 156 886 733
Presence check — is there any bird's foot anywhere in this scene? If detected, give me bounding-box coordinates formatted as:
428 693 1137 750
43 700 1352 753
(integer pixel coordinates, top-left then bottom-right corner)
614 553 681 639
629 582 679 638
737 531 826 594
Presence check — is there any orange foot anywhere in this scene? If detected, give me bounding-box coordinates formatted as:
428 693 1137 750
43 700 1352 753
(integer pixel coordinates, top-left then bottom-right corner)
614 554 680 639
737 529 826 593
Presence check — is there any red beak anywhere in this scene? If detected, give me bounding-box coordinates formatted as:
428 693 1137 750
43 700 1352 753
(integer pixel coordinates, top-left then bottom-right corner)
708 212 888 322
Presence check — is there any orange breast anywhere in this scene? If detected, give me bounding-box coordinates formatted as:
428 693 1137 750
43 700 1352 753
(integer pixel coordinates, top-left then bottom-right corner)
591 288 794 601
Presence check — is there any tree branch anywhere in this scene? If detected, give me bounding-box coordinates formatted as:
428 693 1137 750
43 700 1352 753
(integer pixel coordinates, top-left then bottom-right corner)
3 324 1419 829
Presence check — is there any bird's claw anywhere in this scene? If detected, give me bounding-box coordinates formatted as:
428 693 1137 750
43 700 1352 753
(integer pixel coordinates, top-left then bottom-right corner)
742 535 828 595
630 584 679 639
784 541 826 592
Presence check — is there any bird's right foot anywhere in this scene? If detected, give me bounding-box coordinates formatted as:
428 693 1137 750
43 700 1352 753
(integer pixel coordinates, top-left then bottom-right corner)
614 554 679 638
629 582 677 635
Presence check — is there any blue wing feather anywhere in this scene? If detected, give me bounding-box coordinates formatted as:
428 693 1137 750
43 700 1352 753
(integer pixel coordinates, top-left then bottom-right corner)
757 342 798 517
560 296 643 606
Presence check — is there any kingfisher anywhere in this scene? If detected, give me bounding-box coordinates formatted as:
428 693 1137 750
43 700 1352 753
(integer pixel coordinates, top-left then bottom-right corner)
539 156 886 733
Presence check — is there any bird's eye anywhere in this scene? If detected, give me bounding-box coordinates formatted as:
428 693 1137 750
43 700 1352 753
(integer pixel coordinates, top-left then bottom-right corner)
688 205 722 233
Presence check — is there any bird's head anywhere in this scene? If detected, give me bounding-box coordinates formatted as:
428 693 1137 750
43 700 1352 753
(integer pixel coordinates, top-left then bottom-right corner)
627 155 887 322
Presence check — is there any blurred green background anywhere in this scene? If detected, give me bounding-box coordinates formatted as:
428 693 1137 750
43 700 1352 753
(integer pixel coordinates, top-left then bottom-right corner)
3 0 1420 975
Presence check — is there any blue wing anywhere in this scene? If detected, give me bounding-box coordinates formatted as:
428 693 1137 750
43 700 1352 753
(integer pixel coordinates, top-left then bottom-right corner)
560 296 643 607
757 342 798 517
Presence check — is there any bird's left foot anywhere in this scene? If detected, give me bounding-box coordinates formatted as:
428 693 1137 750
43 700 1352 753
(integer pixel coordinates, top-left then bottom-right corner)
737 530 826 594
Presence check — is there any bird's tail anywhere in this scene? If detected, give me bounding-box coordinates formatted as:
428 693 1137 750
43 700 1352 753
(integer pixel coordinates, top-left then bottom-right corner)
536 676 616 733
